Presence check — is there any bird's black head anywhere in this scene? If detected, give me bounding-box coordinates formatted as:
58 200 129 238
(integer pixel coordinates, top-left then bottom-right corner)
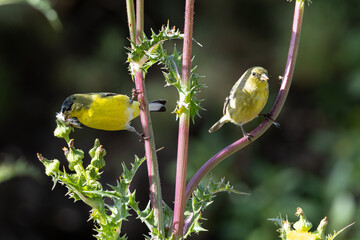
57 94 82 128
61 95 76 115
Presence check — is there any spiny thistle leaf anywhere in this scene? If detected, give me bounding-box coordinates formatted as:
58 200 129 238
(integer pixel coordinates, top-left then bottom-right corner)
127 24 183 77
161 46 206 122
126 23 205 122
134 200 160 238
121 155 145 183
183 177 246 238
108 198 131 223
138 201 156 225
162 201 174 236
326 222 355 240
162 47 182 90
40 131 147 240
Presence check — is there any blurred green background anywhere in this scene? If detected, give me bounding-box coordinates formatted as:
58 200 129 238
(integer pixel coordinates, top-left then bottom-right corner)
0 0 359 239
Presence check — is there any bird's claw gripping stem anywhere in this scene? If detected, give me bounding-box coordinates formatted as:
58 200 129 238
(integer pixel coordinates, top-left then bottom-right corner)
130 88 142 104
259 113 280 128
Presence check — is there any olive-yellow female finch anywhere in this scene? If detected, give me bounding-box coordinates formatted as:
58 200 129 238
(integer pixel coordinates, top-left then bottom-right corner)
57 93 166 135
209 66 270 138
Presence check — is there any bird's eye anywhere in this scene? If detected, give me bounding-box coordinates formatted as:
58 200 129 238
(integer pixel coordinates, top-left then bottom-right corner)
252 72 257 77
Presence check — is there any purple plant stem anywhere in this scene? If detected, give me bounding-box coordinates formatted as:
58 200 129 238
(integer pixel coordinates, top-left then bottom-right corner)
172 0 195 238
131 0 164 235
134 65 165 236
185 0 305 203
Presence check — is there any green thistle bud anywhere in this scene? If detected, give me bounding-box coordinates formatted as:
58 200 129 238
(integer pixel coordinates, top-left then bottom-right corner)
37 153 60 176
293 207 313 232
86 165 100 181
315 216 328 240
63 140 84 171
90 145 106 169
89 139 101 158
54 119 73 142
275 208 352 240
88 179 102 190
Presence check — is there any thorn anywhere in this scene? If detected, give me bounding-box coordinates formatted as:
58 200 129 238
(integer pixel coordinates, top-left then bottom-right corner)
156 146 165 152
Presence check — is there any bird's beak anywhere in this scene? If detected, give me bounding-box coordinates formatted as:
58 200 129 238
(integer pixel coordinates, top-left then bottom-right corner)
56 112 82 128
260 73 269 81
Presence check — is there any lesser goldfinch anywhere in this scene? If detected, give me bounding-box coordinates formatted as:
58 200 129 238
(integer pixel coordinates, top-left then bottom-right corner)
209 66 270 138
56 93 166 135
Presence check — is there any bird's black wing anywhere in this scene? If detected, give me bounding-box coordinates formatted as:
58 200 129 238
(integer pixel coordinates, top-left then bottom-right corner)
98 92 118 98
223 97 230 115
223 80 239 115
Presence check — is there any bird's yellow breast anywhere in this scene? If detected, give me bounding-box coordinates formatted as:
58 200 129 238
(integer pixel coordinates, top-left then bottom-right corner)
72 94 140 131
226 78 269 125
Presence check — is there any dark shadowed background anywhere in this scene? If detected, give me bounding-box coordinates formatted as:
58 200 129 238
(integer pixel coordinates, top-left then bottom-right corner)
1 0 360 239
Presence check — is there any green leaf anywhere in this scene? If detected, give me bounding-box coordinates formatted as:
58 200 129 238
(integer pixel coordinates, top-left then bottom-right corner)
127 24 183 77
0 156 40 183
161 46 206 122
0 0 62 31
122 155 146 183
326 222 355 240
108 198 131 223
126 23 205 122
40 139 150 239
183 177 245 238
162 201 174 236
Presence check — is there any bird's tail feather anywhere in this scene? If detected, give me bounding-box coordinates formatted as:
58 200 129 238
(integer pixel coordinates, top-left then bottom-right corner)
149 100 167 112
208 117 227 133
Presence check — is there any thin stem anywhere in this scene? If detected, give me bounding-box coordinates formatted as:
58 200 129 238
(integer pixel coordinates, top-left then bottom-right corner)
126 0 164 236
134 71 164 236
126 0 136 43
136 0 144 41
185 0 305 203
172 0 195 239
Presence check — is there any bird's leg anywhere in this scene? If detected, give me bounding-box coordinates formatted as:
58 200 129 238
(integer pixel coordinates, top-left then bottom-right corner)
127 125 142 136
130 88 142 104
259 113 280 128
126 125 149 142
140 133 150 141
240 125 253 142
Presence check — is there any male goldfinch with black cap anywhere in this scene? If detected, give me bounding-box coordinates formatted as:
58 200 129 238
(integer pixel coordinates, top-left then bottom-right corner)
57 92 166 135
